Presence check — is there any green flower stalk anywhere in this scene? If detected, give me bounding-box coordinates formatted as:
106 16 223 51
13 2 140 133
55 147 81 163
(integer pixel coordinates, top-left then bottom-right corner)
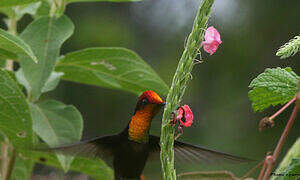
276 35 300 59
159 0 215 179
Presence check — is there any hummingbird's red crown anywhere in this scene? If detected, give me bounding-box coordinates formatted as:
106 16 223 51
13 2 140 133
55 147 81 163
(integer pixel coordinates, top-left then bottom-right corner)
138 90 163 104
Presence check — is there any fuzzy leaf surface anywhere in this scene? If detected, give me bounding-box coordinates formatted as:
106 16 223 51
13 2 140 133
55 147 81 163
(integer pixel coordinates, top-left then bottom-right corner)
274 158 300 180
0 28 37 63
56 47 169 96
11 155 34 180
19 15 74 101
30 100 83 171
248 67 299 112
0 0 40 7
0 69 32 147
24 150 114 180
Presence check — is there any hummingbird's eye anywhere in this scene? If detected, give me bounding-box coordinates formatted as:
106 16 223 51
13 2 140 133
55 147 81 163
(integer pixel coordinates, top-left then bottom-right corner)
141 98 149 104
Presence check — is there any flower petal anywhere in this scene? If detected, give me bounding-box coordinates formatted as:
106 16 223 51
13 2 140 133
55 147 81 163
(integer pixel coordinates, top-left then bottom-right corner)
179 105 193 127
203 43 219 55
202 26 222 55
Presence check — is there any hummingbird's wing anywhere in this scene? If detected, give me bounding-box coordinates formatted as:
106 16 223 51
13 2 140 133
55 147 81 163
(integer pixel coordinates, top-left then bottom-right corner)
148 135 251 164
35 134 119 167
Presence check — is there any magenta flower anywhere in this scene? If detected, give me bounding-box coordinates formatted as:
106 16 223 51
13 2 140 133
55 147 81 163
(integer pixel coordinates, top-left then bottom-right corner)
176 105 193 127
201 26 222 55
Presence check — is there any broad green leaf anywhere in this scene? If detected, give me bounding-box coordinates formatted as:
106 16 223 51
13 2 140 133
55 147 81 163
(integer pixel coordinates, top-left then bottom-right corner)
30 100 83 171
67 0 141 3
41 71 64 93
0 2 41 20
19 15 74 101
248 67 299 112
33 0 50 18
56 48 169 96
0 28 37 63
177 171 238 180
12 154 34 180
15 68 31 92
29 151 114 180
0 0 40 7
15 2 42 20
0 69 32 147
0 7 15 18
0 58 6 68
274 158 300 180
272 138 300 180
0 48 18 60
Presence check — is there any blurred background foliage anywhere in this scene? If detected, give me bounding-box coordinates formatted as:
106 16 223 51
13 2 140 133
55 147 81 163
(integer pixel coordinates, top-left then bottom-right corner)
1 0 299 179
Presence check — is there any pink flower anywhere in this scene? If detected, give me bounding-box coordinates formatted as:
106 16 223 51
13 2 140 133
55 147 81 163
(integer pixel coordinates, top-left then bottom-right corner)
176 105 193 127
201 26 222 55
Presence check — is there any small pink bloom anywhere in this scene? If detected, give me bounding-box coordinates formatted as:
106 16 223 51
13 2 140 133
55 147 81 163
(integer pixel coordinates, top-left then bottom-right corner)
177 105 193 127
201 26 222 55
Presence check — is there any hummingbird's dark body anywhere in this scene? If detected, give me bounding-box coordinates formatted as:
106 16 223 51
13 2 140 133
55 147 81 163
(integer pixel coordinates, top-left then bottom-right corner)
47 91 250 180
113 128 150 179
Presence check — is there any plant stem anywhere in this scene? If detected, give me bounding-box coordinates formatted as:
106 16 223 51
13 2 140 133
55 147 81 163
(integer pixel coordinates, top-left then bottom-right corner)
258 155 270 180
241 159 264 180
262 104 299 180
5 149 16 180
159 0 214 179
50 0 57 17
1 141 9 179
269 97 296 120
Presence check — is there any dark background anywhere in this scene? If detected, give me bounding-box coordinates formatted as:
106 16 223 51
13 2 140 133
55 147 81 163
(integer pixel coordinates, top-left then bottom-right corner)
6 0 300 179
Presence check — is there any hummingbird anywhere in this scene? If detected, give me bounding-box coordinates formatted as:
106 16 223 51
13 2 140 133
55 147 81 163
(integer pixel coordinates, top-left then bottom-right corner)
46 90 249 180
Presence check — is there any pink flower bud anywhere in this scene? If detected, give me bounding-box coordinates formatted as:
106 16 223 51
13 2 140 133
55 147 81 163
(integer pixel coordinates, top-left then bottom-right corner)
201 26 222 55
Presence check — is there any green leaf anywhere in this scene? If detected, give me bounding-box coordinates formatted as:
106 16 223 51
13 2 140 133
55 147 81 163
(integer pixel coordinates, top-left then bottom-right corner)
15 2 42 20
30 100 83 171
0 7 15 18
56 48 169 96
248 67 299 112
0 48 18 60
0 69 33 147
274 158 300 180
0 59 5 68
272 138 300 180
0 2 41 20
0 0 40 7
41 71 64 93
19 15 74 101
177 171 238 180
12 154 34 180
33 0 50 18
15 68 31 92
67 0 141 3
29 151 114 180
0 28 37 63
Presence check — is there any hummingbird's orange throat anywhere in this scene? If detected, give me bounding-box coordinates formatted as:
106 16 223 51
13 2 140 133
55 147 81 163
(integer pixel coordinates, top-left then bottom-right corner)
128 104 156 143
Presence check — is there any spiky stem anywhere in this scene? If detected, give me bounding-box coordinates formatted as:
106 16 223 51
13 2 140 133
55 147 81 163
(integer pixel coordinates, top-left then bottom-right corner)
276 35 300 59
159 0 214 179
